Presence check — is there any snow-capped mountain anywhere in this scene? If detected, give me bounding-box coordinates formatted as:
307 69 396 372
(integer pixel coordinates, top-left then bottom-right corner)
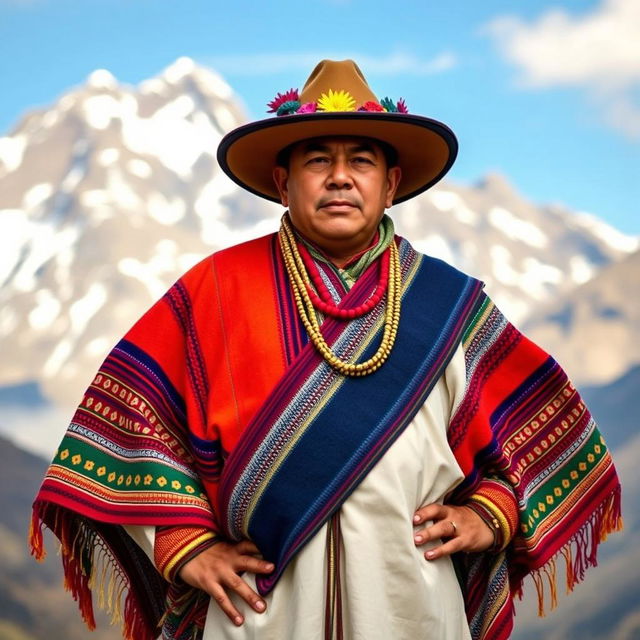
392 173 637 322
0 58 281 406
0 58 637 408
523 249 640 385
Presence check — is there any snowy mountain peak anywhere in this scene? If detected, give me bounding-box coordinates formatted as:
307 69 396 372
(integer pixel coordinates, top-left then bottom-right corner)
139 57 237 105
573 210 639 253
476 172 515 195
86 69 118 91
163 56 197 82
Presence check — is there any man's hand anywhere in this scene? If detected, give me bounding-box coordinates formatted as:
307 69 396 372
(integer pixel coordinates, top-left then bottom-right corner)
178 540 274 626
412 503 494 560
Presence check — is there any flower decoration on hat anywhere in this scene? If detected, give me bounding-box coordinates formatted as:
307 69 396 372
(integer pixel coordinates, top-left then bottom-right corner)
267 89 300 114
359 101 385 112
296 102 317 114
380 97 408 113
267 88 408 115
317 89 356 112
380 97 397 112
277 101 301 115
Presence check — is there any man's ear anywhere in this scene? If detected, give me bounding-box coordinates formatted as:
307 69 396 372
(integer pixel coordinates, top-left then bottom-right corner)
273 167 289 207
385 166 402 209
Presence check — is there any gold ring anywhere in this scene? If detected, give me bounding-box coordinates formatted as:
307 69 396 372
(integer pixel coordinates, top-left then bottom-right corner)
449 521 458 535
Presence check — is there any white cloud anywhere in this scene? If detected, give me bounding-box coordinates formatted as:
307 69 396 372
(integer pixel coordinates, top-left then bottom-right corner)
485 0 640 139
208 51 457 77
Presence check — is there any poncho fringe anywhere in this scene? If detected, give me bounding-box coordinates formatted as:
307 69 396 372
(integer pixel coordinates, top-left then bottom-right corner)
524 486 622 617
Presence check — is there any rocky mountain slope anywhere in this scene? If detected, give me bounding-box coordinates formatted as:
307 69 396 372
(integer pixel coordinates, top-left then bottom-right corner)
524 249 640 385
0 434 117 640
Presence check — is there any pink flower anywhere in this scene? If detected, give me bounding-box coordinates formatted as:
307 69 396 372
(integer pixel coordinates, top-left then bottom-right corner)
267 89 300 113
396 98 408 114
296 102 317 114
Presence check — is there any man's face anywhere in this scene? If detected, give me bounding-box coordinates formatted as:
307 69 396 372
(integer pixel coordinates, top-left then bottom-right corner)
272 136 401 262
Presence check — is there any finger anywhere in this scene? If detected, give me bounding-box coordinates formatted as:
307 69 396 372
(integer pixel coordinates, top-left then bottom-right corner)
414 518 458 545
209 582 245 626
424 538 464 560
223 571 267 613
235 553 275 575
413 503 447 525
235 540 261 555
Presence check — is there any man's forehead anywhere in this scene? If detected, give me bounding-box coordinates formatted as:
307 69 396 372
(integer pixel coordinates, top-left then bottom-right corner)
292 136 384 154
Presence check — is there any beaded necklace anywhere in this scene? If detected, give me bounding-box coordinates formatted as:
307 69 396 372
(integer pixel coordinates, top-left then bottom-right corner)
296 240 390 320
278 215 402 377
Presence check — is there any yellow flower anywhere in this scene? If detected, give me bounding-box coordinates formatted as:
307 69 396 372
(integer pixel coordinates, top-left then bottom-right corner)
317 89 356 112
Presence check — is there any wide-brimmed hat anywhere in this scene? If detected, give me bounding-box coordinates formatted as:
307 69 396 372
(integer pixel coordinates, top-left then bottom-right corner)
217 59 457 205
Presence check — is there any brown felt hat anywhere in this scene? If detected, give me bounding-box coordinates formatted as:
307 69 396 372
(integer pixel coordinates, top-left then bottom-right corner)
217 59 457 205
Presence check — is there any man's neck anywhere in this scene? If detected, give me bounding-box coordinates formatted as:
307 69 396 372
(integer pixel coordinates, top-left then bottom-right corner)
297 233 380 269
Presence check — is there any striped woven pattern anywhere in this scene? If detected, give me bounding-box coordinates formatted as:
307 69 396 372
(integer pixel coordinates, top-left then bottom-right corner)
448 296 622 640
34 338 213 527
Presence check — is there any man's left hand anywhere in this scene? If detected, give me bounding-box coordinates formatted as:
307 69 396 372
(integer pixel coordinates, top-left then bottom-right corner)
412 503 494 560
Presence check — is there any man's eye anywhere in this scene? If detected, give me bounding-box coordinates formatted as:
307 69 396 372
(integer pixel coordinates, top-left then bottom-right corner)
353 156 374 164
307 156 329 164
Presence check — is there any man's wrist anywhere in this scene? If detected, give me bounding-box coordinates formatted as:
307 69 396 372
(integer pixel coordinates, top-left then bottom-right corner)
155 526 221 583
466 477 519 553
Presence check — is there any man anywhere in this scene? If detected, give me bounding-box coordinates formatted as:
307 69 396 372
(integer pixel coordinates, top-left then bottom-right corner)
31 60 622 640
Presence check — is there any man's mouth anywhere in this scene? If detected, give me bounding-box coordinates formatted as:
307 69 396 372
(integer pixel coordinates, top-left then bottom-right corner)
319 199 358 209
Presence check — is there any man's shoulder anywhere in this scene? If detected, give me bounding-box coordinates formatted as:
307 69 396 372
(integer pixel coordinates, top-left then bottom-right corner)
214 232 276 264
400 237 482 288
178 233 277 283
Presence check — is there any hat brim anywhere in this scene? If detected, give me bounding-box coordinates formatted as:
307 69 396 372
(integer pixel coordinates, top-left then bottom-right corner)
217 112 457 205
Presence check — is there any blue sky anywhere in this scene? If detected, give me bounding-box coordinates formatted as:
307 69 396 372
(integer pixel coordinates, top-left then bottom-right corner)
1 0 638 233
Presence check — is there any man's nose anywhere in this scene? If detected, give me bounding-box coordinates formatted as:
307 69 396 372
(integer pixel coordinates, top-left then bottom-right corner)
326 158 353 189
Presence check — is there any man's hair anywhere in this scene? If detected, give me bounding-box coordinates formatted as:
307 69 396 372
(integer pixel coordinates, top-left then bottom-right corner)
276 138 399 169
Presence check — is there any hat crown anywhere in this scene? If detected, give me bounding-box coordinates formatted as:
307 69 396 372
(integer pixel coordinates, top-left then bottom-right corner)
299 59 378 107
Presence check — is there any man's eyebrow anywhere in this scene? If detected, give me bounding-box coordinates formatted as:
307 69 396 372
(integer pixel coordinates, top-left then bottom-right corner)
300 142 332 154
300 141 379 155
348 142 378 155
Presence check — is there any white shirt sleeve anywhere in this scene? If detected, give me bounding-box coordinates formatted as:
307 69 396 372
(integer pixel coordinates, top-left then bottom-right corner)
122 524 156 563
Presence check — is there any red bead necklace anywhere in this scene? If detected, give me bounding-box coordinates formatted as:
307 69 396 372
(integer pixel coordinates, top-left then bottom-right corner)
296 240 391 320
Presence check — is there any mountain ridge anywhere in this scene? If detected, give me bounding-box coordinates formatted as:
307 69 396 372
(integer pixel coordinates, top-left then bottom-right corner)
1 58 637 407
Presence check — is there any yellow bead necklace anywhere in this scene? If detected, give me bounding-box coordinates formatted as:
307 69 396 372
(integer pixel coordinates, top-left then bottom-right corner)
278 215 402 377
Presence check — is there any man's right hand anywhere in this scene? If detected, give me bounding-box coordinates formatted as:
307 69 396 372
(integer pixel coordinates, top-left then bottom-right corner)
178 540 274 626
